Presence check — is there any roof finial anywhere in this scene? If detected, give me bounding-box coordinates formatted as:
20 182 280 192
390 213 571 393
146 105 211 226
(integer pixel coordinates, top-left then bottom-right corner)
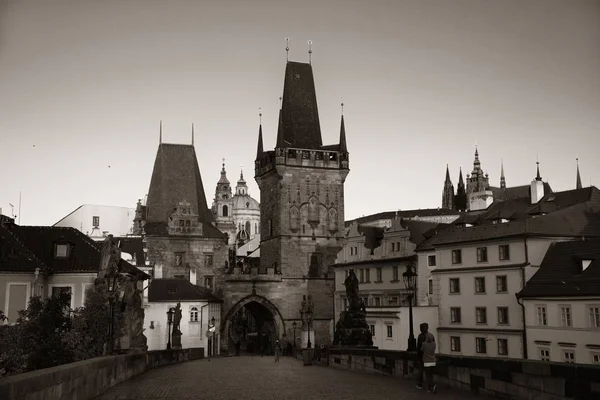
576 157 582 189
159 120 162 144
191 123 194 146
308 40 312 65
285 37 290 62
259 107 262 125
341 97 344 115
536 160 542 181
222 157 225 170
240 164 244 180
279 96 282 109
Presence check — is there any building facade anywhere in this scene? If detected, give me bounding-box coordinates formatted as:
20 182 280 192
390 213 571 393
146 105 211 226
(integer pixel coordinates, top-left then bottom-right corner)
54 204 136 240
518 239 600 365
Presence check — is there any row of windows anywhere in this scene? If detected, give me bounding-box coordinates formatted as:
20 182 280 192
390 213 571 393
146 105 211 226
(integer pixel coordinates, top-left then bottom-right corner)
342 294 409 309
448 275 508 294
450 244 510 264
344 266 402 283
538 347 600 364
347 238 409 257
449 336 509 356
369 324 394 338
449 306 510 325
173 253 214 266
535 305 600 328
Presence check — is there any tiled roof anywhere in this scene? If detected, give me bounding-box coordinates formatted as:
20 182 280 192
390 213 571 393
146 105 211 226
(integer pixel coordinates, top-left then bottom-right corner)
489 182 553 201
278 62 323 150
9 225 102 272
143 221 226 240
400 219 449 246
148 278 223 303
427 187 600 246
0 225 45 272
145 143 214 224
518 238 600 298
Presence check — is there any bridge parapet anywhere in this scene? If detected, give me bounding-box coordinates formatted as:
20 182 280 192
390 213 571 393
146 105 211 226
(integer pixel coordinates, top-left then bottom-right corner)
327 347 600 400
0 348 204 400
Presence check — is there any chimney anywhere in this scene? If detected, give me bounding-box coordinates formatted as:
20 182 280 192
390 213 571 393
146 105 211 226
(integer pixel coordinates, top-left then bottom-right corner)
531 162 545 204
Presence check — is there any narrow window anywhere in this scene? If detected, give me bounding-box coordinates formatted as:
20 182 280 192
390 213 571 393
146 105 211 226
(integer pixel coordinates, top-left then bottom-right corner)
497 339 508 356
499 244 510 260
451 250 462 264
474 277 486 293
475 337 487 354
476 247 488 263
496 276 508 293
449 278 460 294
450 336 461 352
428 255 436 266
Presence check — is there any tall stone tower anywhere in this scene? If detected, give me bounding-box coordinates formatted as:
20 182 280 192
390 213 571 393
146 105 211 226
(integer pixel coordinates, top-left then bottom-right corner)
454 168 467 211
442 165 454 209
212 161 236 242
466 147 490 195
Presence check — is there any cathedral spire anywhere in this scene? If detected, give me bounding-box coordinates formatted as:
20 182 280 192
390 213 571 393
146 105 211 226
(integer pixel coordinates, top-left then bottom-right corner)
576 158 582 189
442 164 455 209
458 167 464 185
500 159 506 189
445 164 451 183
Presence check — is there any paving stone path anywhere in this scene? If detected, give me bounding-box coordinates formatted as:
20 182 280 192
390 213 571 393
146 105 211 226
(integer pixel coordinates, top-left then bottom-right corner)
96 355 490 400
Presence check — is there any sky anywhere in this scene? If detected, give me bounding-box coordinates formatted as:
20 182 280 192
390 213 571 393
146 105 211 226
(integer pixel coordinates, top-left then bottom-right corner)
1 0 599 226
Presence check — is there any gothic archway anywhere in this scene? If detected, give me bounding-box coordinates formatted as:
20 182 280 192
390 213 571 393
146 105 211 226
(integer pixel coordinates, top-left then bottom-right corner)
222 294 285 355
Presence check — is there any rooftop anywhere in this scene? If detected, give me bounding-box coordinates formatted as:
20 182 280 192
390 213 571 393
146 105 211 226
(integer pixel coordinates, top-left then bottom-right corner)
148 278 223 303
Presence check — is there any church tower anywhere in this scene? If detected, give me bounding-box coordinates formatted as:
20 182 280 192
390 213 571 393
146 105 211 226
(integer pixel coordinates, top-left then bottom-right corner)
253 59 349 344
211 161 236 243
454 168 467 211
466 147 490 195
442 165 455 209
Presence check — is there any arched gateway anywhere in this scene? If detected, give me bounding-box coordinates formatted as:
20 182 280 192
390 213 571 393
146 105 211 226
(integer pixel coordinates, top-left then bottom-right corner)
222 294 285 355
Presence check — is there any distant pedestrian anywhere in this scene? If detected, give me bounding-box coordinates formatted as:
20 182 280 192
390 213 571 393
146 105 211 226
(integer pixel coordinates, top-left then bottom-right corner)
274 339 281 362
421 332 437 394
235 340 241 356
416 322 428 390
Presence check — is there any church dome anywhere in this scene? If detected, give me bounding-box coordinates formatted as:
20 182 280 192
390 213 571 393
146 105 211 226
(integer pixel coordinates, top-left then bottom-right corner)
233 194 260 211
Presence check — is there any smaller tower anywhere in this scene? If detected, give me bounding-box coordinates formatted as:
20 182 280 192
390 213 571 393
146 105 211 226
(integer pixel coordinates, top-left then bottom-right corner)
531 161 545 204
442 165 455 209
454 168 467 211
211 160 235 238
500 160 506 189
576 158 582 190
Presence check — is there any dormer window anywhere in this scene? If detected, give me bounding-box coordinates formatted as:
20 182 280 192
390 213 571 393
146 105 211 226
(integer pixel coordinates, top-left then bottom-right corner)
582 259 592 272
55 244 69 258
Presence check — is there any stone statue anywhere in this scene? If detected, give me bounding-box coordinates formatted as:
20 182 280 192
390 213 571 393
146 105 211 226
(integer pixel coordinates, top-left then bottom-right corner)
333 270 374 347
173 302 182 335
95 235 121 291
344 269 360 309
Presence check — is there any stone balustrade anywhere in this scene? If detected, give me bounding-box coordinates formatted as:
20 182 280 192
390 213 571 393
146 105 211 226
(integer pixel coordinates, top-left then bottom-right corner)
327 347 600 400
0 348 204 400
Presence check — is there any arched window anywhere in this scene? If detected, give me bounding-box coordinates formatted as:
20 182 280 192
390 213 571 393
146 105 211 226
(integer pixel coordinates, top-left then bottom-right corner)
222 205 229 217
245 221 251 233
190 307 198 322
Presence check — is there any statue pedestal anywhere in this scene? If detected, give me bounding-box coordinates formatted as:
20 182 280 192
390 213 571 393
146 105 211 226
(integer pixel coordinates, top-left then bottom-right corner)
172 332 182 349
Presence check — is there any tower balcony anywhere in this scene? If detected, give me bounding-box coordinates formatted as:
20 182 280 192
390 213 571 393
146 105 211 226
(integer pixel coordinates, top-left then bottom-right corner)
255 147 349 177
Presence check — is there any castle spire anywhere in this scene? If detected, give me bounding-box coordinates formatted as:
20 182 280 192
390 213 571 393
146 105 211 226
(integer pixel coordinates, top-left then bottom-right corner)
500 159 506 189
339 102 347 153
255 112 264 161
576 158 582 189
442 164 455 210
458 167 464 185
445 164 451 183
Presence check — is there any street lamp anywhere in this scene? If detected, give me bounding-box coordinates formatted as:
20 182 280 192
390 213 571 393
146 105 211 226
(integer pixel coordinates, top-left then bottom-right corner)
300 296 314 349
402 263 418 352
292 321 297 348
166 307 175 350
208 317 216 357
106 273 118 355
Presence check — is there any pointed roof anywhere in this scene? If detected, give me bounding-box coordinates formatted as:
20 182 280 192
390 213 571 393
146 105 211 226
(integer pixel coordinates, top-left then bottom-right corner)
535 161 542 181
339 114 347 153
445 165 452 184
255 124 263 161
276 61 323 149
237 168 247 186
576 158 582 189
146 143 213 224
218 160 230 185
500 160 506 189
458 168 464 186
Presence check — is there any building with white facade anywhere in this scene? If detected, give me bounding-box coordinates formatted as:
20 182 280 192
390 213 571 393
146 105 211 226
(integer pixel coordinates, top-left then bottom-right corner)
517 239 600 365
144 278 223 356
54 204 135 240
419 179 600 360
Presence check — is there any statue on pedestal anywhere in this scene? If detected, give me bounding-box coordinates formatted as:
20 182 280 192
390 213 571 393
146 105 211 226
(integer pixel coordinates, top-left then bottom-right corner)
172 302 183 349
333 269 373 347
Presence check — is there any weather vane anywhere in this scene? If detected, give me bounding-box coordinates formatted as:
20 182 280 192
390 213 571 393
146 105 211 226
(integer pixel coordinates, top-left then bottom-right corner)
341 97 344 115
285 38 289 62
259 107 262 124
308 40 312 64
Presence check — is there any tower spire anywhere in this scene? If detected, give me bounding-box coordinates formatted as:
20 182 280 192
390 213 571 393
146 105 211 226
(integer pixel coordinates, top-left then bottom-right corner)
445 164 451 183
308 40 312 65
339 101 347 153
159 120 162 144
535 161 542 181
285 37 290 62
576 158 582 189
255 111 264 161
191 123 194 146
500 159 506 189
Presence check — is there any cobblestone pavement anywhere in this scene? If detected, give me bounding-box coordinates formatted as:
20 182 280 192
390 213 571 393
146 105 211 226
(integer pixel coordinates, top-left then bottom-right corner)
96 356 489 400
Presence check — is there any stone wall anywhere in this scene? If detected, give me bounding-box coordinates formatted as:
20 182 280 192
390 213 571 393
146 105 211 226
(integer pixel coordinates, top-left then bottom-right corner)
327 348 600 400
0 348 204 400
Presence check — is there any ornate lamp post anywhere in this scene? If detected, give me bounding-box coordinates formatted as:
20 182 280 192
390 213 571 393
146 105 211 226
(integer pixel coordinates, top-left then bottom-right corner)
300 295 314 349
402 263 418 352
166 307 175 350
209 316 216 356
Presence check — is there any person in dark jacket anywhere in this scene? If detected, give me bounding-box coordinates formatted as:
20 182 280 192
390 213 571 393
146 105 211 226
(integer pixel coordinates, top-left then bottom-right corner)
421 332 438 393
416 322 429 389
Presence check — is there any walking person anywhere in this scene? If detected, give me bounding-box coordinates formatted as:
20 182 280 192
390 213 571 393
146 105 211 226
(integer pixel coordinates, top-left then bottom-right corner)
416 322 429 390
274 339 281 362
421 332 438 393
